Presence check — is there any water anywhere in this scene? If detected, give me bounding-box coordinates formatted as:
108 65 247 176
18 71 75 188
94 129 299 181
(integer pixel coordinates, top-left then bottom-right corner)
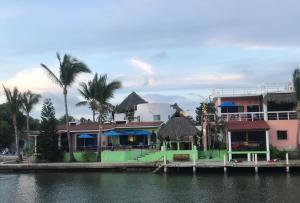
0 172 300 203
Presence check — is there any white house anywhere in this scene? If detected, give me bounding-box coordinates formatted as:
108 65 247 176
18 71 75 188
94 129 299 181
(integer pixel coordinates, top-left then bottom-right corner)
134 103 176 122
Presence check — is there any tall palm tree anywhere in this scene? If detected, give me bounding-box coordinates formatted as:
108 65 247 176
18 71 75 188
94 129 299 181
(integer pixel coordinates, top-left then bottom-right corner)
41 53 91 162
77 74 98 122
2 85 23 161
22 91 41 147
94 74 122 161
293 68 300 119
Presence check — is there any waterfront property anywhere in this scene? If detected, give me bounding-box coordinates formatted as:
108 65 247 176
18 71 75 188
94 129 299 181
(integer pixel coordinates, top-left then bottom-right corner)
211 84 299 161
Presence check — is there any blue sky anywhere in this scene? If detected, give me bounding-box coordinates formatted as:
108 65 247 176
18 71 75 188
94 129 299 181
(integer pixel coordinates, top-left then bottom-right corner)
0 0 300 119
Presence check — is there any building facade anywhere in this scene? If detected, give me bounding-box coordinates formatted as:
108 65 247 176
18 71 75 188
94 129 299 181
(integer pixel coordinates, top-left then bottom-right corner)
212 84 299 160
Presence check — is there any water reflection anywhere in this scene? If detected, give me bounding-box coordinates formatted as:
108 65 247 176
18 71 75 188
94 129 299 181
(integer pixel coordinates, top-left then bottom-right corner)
0 172 300 203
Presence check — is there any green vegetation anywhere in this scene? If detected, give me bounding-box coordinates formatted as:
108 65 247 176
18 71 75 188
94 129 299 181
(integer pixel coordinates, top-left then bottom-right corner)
41 53 91 162
2 85 23 161
37 99 62 162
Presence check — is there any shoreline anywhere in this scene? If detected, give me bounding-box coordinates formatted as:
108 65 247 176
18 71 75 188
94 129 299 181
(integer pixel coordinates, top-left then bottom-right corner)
1 160 300 173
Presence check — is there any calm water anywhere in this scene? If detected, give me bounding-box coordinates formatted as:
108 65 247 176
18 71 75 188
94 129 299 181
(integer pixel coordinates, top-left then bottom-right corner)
0 172 300 203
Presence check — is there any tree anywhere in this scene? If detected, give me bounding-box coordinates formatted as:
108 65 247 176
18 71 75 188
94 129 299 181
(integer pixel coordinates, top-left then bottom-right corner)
38 99 61 162
77 74 98 122
58 114 76 124
93 74 122 161
2 85 23 161
293 69 300 119
22 91 41 147
41 53 91 162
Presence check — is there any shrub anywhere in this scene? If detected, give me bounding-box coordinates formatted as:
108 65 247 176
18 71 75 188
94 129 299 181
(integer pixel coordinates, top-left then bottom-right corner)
270 146 287 159
82 152 96 162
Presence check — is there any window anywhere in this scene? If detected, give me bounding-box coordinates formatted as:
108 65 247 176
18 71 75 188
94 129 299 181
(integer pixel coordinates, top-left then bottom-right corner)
277 131 288 140
247 105 260 112
153 115 161 121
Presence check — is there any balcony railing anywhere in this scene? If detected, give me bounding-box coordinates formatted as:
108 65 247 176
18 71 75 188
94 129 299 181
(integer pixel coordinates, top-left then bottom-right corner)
207 111 297 122
231 141 266 151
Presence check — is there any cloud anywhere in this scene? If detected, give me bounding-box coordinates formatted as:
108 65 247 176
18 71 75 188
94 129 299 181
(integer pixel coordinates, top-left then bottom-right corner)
128 58 156 86
129 58 154 76
0 67 60 93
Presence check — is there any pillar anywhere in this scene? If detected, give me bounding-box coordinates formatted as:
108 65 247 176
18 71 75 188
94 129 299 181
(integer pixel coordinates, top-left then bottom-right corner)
217 97 221 117
263 94 268 121
247 153 251 162
34 135 37 154
58 134 62 150
203 123 207 151
148 134 151 146
177 141 180 151
266 130 270 161
228 131 232 160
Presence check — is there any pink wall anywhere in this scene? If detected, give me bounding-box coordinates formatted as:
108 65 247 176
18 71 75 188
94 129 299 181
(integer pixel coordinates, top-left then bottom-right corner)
268 120 299 150
221 97 262 112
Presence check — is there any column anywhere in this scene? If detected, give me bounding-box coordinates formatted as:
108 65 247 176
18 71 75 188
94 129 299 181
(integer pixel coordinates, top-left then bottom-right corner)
228 131 232 160
58 134 61 150
203 122 207 151
148 134 151 146
217 97 221 117
263 94 268 121
266 130 270 161
177 141 180 151
34 135 37 154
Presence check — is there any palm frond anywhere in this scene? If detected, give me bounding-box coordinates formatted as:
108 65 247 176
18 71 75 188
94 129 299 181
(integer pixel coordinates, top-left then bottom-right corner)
41 64 63 87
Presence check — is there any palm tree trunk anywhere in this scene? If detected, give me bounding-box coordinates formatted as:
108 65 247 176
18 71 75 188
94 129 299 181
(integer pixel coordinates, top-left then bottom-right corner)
96 112 102 162
13 114 21 162
26 112 30 150
64 88 75 162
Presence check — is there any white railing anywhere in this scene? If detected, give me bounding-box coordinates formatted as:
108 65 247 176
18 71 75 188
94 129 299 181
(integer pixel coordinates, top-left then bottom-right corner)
221 112 264 122
207 111 297 122
267 111 297 120
212 83 294 97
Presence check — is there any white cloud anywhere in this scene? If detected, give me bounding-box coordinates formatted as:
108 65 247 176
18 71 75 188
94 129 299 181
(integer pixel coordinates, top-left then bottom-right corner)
128 58 156 86
0 67 60 93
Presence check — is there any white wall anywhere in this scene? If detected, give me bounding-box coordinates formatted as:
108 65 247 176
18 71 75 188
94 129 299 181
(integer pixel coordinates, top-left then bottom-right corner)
134 103 175 122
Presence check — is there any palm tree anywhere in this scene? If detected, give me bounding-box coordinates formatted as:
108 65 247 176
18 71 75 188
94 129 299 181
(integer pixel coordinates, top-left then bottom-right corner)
293 68 300 119
22 91 41 148
77 74 98 122
2 85 23 161
94 74 122 161
41 53 91 162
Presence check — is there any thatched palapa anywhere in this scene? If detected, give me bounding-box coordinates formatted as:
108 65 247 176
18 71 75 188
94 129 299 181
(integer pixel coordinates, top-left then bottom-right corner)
117 92 148 112
158 115 200 141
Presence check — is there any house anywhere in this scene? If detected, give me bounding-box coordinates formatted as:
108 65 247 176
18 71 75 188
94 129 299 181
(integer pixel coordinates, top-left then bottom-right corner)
57 122 162 152
115 92 181 123
211 83 298 161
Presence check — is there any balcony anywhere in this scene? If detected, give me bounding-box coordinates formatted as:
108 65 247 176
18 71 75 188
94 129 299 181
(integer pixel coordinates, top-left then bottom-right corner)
208 111 297 122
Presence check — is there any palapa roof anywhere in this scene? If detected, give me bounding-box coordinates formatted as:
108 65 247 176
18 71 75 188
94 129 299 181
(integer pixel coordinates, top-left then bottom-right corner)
117 92 148 112
265 92 296 104
158 113 200 141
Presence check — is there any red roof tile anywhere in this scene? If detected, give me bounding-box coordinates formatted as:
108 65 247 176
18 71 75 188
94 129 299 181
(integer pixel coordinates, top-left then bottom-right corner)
225 121 270 131
57 122 162 132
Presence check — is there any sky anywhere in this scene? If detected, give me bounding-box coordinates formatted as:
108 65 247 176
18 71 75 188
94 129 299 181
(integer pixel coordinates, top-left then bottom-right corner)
0 0 300 119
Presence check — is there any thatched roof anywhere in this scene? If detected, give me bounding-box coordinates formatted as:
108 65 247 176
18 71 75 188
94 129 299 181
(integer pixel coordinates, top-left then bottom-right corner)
158 115 200 141
265 92 296 104
171 103 183 112
117 92 148 112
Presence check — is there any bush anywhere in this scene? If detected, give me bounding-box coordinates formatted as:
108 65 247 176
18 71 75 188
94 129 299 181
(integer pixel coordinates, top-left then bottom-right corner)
82 152 96 162
270 146 287 159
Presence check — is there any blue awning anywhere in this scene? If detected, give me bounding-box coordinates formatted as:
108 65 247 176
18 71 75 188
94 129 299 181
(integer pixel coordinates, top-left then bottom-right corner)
78 134 94 139
218 101 236 107
103 130 151 137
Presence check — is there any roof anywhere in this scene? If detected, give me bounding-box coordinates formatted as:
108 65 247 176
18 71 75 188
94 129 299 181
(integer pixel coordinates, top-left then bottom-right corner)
171 103 183 112
265 92 296 104
117 92 148 112
225 121 270 132
57 122 162 133
158 115 199 141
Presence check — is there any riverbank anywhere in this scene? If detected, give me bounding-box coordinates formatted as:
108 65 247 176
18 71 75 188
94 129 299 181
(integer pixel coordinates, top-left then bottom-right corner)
1 160 300 173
